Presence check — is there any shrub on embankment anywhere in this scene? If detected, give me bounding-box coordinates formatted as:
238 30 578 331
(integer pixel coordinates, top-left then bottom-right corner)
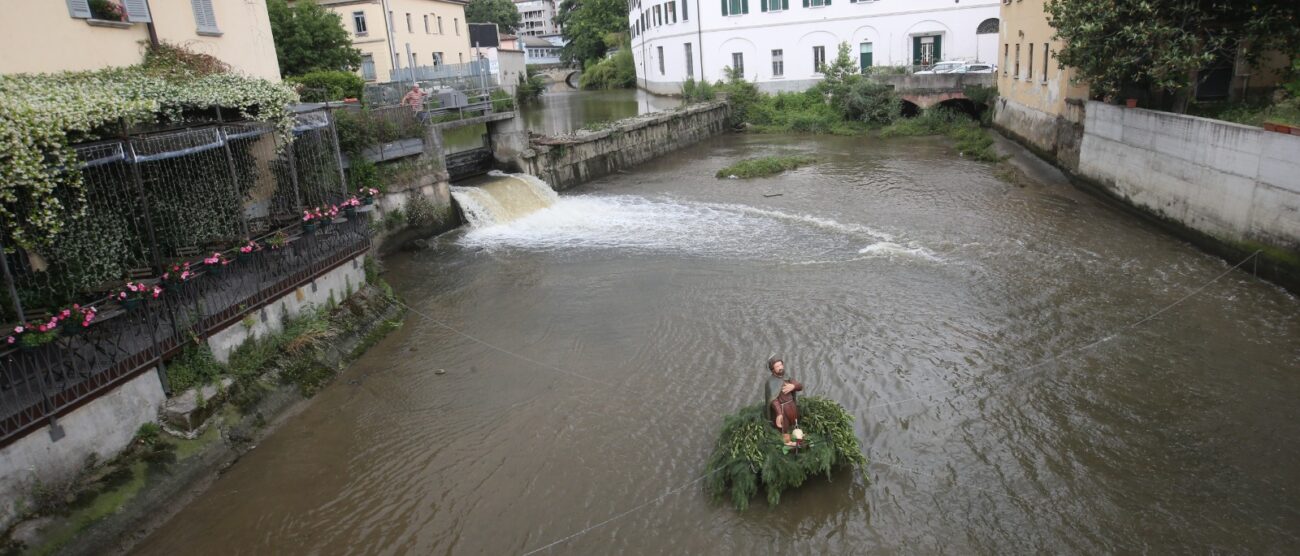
579 48 636 90
705 397 866 510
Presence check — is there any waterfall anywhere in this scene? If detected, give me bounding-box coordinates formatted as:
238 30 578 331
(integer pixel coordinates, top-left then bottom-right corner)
450 171 561 228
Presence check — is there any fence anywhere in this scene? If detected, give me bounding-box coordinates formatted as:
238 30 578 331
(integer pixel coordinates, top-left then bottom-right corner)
368 60 498 104
0 109 371 447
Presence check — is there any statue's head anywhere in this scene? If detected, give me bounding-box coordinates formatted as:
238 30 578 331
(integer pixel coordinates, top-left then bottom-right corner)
768 356 784 377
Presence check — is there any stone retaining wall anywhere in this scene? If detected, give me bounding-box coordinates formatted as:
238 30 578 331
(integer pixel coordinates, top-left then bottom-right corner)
519 101 729 190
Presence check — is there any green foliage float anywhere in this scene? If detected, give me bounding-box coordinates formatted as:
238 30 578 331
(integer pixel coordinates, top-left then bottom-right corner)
705 397 866 510
268 0 363 77
715 155 815 179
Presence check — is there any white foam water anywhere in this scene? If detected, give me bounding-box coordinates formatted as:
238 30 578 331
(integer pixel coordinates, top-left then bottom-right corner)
452 171 938 263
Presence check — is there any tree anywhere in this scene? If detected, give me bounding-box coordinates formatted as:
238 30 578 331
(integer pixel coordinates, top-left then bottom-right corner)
465 0 522 34
1045 0 1300 111
560 0 627 65
268 0 362 77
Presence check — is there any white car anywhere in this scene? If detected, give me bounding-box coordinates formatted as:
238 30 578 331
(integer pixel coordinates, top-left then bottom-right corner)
957 63 996 74
914 61 967 75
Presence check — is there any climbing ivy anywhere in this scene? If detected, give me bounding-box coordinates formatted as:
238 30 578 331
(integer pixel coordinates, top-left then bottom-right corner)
0 55 297 250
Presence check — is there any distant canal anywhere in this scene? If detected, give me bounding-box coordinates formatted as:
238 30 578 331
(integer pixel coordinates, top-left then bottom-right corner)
442 85 682 153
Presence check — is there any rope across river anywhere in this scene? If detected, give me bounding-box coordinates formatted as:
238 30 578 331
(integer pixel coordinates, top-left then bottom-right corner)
378 249 1261 554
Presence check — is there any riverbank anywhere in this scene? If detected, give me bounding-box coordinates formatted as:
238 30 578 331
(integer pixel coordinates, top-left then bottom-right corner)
1 282 405 555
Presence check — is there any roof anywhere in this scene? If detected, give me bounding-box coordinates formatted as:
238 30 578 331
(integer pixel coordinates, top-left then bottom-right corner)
519 36 557 48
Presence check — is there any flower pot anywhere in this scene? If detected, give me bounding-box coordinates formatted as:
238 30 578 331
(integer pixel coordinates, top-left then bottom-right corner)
303 221 318 234
363 196 375 206
121 297 144 312
1125 98 1138 108
209 264 226 277
62 324 83 338
344 206 357 217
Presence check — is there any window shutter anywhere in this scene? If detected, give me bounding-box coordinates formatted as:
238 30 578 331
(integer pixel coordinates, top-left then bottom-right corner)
721 0 728 15
760 0 767 11
782 0 788 9
122 0 151 22
741 0 748 13
802 0 809 7
824 0 830 5
191 0 218 32
66 0 92 19
682 0 688 20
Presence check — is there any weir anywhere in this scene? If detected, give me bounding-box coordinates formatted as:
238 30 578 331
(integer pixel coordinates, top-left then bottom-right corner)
450 172 559 227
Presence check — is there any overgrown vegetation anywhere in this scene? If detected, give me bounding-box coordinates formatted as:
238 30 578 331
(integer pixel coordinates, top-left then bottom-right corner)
680 78 717 103
704 397 866 510
881 108 1002 162
333 108 426 158
0 44 296 251
267 0 362 77
1189 63 1300 127
287 70 365 102
165 344 225 392
579 48 636 90
716 155 816 179
490 88 516 112
516 67 547 103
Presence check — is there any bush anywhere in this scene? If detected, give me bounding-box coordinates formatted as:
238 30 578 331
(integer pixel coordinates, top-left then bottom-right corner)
715 155 815 179
165 345 224 392
833 78 899 125
287 70 364 102
704 397 866 510
491 88 515 112
579 48 636 89
347 159 384 194
516 68 546 103
681 78 716 102
718 69 762 128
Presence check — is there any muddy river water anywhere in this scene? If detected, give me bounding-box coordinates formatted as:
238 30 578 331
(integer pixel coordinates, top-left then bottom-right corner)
135 132 1300 554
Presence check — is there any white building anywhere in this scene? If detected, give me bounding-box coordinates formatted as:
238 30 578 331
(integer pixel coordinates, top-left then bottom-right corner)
520 35 563 65
628 0 1001 94
514 0 560 36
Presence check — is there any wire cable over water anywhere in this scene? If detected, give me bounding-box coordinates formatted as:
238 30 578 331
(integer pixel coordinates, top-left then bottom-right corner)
379 249 1261 554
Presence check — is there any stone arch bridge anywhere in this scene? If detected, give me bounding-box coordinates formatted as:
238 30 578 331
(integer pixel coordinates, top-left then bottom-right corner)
535 67 581 89
869 73 996 111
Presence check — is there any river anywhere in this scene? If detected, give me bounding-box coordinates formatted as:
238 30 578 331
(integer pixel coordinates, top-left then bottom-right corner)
134 130 1300 553
442 86 682 153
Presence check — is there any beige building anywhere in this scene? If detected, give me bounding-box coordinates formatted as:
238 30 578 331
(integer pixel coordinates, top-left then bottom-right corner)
993 0 1089 168
0 0 280 80
316 0 473 83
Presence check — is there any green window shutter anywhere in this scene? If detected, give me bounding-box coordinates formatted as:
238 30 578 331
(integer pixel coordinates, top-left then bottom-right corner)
824 0 830 5
802 0 809 7
721 0 728 15
933 35 942 62
782 0 789 8
760 0 767 11
66 0 91 18
913 36 922 65
741 0 748 13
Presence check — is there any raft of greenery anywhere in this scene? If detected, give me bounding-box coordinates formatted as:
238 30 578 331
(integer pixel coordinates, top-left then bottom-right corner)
715 155 816 179
705 396 866 510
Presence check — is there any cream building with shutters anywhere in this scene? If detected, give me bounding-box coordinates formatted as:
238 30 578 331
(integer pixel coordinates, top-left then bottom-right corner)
628 0 999 94
315 0 473 83
0 0 281 80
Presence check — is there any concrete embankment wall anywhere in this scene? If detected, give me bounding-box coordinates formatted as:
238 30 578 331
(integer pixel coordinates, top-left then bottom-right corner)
520 101 729 190
1075 102 1300 287
996 97 1300 289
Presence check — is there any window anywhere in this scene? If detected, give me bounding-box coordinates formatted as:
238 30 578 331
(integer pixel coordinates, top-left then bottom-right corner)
813 45 826 73
454 18 460 35
423 14 429 33
722 0 748 16
1027 43 1033 80
762 0 789 11
658 46 665 74
434 52 443 66
682 0 689 20
654 5 661 25
406 13 412 33
459 52 464 63
388 10 395 33
859 42 872 70
361 54 376 81
353 11 368 35
191 0 220 35
1003 43 1009 75
771 49 784 77
412 53 418 67
437 16 443 34
1014 43 1020 79
804 0 829 7
1042 43 1049 83
685 43 694 77
731 52 744 77
667 1 676 23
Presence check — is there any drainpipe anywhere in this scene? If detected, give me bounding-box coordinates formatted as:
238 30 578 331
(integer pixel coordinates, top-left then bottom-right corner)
381 0 398 81
144 0 159 48
695 0 704 82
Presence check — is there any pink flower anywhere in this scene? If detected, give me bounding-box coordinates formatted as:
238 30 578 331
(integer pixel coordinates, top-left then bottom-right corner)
13 326 22 334
6 337 13 344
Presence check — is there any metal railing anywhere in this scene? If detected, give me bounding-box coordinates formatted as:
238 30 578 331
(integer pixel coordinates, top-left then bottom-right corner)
0 109 370 447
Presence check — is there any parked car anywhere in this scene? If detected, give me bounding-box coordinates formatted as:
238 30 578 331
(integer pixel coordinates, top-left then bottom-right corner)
914 61 967 75
957 63 996 74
